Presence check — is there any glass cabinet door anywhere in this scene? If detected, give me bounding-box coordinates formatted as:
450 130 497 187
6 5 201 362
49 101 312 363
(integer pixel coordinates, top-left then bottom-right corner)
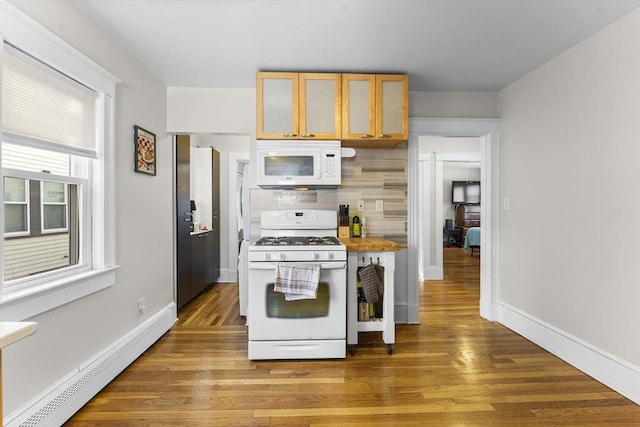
342 74 376 140
376 74 408 140
257 72 299 139
299 73 341 140
342 74 408 142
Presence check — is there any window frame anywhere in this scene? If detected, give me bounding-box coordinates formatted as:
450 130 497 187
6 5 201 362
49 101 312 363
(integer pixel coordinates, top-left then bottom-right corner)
3 175 29 237
40 178 70 233
0 1 120 321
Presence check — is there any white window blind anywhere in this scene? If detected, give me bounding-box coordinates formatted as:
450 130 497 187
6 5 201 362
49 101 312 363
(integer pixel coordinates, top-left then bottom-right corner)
2 45 97 156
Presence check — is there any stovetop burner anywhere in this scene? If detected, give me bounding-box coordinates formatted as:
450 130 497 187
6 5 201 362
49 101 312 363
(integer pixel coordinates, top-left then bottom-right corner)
255 236 342 247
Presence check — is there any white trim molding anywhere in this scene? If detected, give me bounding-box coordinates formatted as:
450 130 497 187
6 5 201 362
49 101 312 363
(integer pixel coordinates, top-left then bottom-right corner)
498 302 640 405
432 151 481 281
408 117 500 323
227 152 250 284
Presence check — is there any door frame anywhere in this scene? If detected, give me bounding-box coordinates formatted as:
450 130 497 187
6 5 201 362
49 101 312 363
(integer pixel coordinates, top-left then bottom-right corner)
408 118 499 322
227 152 250 282
427 151 481 279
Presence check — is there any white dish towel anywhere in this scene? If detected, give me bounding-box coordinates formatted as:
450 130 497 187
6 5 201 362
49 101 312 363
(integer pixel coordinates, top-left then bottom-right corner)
274 264 320 301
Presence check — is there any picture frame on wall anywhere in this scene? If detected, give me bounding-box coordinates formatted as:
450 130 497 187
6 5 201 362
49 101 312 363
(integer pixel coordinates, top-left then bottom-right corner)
134 125 156 176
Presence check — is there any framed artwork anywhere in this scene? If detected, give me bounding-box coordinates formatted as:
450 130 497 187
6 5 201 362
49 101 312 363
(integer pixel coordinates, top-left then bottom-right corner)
134 125 156 176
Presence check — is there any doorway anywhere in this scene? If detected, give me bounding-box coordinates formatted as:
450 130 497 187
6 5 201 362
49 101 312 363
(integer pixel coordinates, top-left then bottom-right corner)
408 118 499 322
419 139 481 280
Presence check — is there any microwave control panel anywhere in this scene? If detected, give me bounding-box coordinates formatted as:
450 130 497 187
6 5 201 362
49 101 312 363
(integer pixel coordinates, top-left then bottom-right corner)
322 150 341 185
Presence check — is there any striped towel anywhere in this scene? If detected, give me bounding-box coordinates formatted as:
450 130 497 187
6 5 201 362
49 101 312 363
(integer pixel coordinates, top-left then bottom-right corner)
358 264 382 304
274 264 320 301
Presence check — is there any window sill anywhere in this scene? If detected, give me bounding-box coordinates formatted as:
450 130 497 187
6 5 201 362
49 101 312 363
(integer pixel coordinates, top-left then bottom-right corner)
0 266 120 321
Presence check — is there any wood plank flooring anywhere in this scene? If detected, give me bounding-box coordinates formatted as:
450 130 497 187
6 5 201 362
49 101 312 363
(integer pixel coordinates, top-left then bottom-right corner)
66 248 640 426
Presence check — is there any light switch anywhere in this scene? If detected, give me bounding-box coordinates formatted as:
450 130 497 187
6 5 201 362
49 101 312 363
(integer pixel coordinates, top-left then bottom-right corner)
376 200 384 212
357 200 365 212
503 197 510 210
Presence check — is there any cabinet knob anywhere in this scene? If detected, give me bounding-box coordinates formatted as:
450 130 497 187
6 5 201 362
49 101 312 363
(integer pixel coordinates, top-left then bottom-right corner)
301 134 315 138
282 133 298 138
360 134 373 138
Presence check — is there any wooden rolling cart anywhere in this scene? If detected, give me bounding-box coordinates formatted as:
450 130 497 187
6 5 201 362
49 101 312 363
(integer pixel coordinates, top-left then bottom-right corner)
340 238 400 356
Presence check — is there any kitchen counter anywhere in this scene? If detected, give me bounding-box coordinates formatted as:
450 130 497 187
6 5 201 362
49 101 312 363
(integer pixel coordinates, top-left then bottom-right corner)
339 237 402 252
190 229 211 236
0 321 37 349
1 321 37 422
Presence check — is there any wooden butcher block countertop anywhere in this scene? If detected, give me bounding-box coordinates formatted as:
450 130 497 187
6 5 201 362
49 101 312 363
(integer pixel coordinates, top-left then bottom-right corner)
339 237 402 252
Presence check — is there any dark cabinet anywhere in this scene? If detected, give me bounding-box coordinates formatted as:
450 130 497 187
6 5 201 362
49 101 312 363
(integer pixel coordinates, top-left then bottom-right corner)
210 149 220 283
455 205 481 242
176 138 220 309
190 231 214 299
455 205 480 228
176 135 192 308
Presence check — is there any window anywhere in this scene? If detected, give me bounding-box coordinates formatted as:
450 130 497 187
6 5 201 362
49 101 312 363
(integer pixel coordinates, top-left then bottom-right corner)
0 1 119 320
4 176 28 235
41 181 68 232
1 45 93 285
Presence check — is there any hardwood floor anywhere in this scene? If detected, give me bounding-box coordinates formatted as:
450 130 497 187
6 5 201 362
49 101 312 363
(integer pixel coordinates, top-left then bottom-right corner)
66 248 640 426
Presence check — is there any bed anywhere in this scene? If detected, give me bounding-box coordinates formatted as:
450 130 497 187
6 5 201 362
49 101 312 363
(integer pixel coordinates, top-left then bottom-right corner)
463 227 481 256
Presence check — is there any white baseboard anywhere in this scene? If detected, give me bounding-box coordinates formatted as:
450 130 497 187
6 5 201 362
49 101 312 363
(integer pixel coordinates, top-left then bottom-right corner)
421 267 443 280
498 302 640 405
6 303 177 427
394 303 420 324
216 268 237 284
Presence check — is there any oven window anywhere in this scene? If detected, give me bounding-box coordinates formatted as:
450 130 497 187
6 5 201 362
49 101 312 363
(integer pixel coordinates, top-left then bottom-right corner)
265 282 330 318
264 156 314 177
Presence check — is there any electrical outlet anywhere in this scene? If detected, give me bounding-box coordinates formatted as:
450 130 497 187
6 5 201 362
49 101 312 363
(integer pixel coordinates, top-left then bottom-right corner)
503 197 510 210
376 200 384 212
137 298 146 314
357 200 365 212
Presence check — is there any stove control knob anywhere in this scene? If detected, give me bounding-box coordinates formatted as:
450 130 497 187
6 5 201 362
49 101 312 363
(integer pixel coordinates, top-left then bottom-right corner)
313 252 320 261
278 253 286 261
327 252 334 260
264 253 271 261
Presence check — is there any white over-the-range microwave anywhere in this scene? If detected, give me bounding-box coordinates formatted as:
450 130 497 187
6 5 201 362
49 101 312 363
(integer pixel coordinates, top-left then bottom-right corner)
256 140 348 189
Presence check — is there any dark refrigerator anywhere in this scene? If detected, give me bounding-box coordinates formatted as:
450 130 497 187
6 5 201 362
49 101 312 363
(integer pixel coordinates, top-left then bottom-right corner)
176 135 192 308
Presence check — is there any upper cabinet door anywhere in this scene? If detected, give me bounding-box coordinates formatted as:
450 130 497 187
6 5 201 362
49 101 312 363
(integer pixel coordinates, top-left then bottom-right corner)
299 73 342 140
376 74 408 140
342 74 408 144
256 72 299 139
342 74 376 140
257 72 341 140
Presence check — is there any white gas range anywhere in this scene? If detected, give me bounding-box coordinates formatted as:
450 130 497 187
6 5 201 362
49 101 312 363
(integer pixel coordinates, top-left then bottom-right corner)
247 209 347 360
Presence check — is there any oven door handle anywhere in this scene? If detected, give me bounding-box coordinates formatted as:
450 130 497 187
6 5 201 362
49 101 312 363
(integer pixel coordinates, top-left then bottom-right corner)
249 262 346 270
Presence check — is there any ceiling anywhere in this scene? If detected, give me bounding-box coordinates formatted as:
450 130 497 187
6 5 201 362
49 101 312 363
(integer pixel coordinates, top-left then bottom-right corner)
74 0 640 92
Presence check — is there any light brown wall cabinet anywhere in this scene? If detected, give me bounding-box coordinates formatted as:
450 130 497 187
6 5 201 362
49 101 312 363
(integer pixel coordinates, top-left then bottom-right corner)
342 74 409 147
256 72 342 140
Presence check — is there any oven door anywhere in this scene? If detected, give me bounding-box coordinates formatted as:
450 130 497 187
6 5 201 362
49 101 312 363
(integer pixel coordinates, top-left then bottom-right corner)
248 261 347 341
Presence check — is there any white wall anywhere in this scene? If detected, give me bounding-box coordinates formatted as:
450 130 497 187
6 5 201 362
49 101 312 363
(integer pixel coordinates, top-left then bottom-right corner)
167 87 255 134
498 6 640 380
4 0 173 415
410 91 498 118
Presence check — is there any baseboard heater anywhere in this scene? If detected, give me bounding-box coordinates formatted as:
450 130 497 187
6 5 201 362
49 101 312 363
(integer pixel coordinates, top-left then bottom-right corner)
6 304 176 427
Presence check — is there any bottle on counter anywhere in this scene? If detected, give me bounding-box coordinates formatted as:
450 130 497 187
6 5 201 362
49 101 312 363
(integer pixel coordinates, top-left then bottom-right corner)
361 216 366 237
352 213 361 237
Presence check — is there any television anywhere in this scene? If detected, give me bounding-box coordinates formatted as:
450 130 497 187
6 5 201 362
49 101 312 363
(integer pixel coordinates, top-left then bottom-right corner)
451 181 480 205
